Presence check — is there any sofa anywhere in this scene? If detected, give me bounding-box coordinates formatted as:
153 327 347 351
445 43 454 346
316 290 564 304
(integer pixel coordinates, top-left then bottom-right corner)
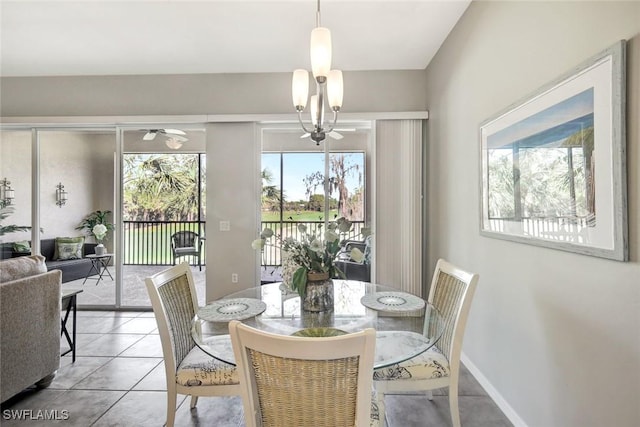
0 255 61 403
0 238 97 283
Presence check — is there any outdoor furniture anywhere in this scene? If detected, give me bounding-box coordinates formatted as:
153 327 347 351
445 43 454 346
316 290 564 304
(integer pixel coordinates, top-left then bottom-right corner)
335 236 371 282
1 239 97 283
83 253 114 285
61 289 83 362
145 263 239 427
229 320 378 427
372 259 480 427
171 231 203 271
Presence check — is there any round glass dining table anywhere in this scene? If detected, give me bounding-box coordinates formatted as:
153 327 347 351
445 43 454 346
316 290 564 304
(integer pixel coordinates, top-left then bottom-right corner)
192 279 444 369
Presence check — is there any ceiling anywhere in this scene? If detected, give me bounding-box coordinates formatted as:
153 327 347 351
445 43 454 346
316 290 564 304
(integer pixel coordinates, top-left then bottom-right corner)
0 0 471 78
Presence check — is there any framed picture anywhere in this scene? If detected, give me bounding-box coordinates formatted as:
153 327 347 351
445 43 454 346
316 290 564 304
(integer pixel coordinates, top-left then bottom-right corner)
479 40 627 261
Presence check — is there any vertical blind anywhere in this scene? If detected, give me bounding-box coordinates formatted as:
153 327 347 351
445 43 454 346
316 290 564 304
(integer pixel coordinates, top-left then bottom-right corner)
375 119 423 297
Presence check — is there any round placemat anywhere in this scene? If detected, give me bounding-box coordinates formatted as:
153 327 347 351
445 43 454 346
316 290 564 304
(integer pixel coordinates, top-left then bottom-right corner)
198 298 267 322
360 292 425 312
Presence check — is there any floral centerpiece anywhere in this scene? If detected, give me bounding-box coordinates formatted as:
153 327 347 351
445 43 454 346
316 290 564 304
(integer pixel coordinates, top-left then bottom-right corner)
253 217 369 310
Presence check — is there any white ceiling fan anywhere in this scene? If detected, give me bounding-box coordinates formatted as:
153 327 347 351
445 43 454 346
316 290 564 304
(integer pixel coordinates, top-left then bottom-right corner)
300 128 356 141
142 128 187 141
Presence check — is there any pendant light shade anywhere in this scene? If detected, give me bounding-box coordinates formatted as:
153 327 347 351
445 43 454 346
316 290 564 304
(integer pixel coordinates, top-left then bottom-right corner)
310 95 319 126
327 70 343 109
293 0 343 145
310 27 332 79
292 69 310 110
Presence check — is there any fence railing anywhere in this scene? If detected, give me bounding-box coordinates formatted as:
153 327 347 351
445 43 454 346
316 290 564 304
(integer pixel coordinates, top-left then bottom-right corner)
486 216 591 243
260 220 366 267
122 219 364 267
123 220 206 265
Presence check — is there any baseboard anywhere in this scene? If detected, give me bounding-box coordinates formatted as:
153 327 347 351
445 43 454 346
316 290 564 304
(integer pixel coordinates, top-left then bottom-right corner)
460 352 528 427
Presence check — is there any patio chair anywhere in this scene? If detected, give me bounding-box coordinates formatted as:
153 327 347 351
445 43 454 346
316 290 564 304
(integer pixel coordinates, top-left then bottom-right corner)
171 230 203 271
229 320 380 427
372 258 479 427
145 263 239 427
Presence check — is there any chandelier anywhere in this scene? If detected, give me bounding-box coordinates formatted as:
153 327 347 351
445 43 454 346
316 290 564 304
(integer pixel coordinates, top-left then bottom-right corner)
292 0 343 145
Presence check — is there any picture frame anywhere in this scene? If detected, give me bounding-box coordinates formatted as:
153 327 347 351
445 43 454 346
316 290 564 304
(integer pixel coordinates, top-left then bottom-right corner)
479 40 627 261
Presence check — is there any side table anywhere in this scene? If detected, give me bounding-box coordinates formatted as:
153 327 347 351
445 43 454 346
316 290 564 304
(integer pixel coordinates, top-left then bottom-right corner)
61 289 83 362
83 253 114 285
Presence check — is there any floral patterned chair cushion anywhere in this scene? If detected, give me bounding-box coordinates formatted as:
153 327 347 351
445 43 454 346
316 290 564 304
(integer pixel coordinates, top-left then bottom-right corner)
176 346 239 387
372 346 450 382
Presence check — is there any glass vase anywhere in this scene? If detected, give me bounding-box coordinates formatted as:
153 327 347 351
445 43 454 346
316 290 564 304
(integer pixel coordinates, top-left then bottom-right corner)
302 272 334 312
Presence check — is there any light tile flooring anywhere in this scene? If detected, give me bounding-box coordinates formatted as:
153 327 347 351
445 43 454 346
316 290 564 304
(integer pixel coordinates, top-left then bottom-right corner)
1 311 513 426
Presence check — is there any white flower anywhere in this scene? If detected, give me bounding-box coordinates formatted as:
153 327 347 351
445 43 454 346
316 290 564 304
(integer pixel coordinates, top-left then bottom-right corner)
337 219 352 233
309 239 324 253
251 238 265 250
92 224 108 241
324 230 339 243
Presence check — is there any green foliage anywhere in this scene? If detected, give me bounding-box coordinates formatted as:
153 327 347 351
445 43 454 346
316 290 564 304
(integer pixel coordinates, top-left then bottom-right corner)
123 154 205 221
0 206 31 237
76 210 115 240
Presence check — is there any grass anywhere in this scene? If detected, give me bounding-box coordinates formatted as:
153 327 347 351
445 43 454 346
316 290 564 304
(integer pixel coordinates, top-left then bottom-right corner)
261 210 339 222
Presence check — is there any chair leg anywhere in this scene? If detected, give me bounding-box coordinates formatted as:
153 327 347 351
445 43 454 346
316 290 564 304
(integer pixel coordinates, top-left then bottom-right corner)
166 389 177 427
190 395 199 409
426 389 433 401
449 383 461 427
377 392 386 427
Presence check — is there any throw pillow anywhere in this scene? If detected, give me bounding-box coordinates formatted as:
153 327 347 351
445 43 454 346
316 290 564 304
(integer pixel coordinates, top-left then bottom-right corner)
12 240 31 253
54 236 85 260
0 255 47 283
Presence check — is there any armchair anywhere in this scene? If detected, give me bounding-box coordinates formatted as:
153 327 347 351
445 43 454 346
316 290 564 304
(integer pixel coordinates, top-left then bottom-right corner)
335 236 372 282
171 231 203 271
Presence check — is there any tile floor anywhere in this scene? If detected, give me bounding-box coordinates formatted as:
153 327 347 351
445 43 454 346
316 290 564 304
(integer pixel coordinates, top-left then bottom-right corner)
1 311 513 426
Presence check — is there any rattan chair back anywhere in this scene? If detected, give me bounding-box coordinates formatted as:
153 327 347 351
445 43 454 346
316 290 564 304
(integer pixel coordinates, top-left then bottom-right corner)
229 321 376 427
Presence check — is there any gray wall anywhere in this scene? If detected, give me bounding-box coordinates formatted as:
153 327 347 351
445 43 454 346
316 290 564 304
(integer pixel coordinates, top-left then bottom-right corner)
0 70 427 116
424 2 639 426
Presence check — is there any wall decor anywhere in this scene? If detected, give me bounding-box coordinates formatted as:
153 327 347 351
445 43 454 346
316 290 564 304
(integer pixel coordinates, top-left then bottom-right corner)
479 40 627 261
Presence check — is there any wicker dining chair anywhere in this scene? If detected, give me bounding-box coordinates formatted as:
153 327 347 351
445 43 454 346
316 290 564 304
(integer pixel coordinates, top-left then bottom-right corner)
145 263 240 427
372 259 479 427
229 320 380 427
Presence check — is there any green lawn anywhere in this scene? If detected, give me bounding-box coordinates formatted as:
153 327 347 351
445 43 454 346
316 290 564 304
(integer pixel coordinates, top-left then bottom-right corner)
261 210 339 222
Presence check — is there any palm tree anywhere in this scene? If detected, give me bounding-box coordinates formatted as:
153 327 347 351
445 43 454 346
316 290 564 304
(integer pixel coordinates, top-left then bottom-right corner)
124 154 201 221
261 168 281 211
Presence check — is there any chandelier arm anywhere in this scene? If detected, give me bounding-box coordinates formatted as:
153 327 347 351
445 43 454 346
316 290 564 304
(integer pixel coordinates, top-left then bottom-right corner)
324 109 339 133
316 86 325 132
296 110 314 134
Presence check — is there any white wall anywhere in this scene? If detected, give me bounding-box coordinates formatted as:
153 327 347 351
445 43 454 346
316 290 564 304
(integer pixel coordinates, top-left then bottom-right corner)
39 131 115 241
0 130 115 243
0 131 32 242
425 2 639 426
206 122 260 300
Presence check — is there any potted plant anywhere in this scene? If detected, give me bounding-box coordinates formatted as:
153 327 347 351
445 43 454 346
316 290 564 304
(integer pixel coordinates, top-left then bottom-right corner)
76 210 115 255
253 217 369 312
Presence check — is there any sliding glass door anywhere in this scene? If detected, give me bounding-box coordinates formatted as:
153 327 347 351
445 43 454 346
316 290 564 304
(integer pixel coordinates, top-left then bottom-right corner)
120 127 207 307
259 125 371 283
